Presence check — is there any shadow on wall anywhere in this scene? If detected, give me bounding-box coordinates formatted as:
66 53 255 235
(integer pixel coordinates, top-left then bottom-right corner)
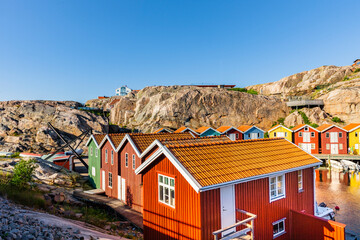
126 186 133 208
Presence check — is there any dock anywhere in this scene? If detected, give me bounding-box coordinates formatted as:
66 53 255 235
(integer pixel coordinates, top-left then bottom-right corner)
73 190 143 229
314 154 360 161
286 99 324 109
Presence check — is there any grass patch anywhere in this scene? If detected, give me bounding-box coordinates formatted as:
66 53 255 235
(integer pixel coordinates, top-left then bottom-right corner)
228 88 258 95
353 68 360 73
298 111 311 124
10 152 20 158
331 116 344 123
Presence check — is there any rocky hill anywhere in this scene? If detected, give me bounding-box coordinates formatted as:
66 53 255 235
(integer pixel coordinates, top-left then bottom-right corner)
87 86 289 133
0 101 108 153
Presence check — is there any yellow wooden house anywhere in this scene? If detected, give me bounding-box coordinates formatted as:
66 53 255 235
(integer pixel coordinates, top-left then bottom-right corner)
268 124 293 142
343 123 360 154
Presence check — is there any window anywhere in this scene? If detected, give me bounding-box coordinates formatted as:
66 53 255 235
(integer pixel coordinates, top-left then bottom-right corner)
298 170 303 191
311 132 315 137
273 218 286 238
236 133 239 139
339 132 343 138
95 149 98 157
105 149 108 163
339 144 343 150
258 133 260 138
326 144 330 150
274 132 277 137
299 143 303 148
356 132 358 137
285 132 288 137
90 147 93 156
248 134 250 138
326 132 330 138
132 154 136 169
311 143 315 149
125 153 128 167
158 174 175 207
92 167 96 176
108 172 112 188
269 174 285 201
304 126 309 131
299 132 302 137
111 150 114 165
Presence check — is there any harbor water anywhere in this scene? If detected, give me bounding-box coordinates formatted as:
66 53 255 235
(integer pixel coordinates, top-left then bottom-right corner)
316 169 360 234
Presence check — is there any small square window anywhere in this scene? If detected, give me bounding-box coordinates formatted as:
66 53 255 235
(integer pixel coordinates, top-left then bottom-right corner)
326 144 330 150
326 132 330 138
299 132 302 137
132 154 136 169
111 150 114 165
125 153 128 167
105 149 108 163
274 132 277 137
356 132 358 137
273 218 286 238
269 174 285 202
304 126 309 131
285 132 288 137
339 144 343 150
311 143 315 149
339 132 343 138
298 170 303 191
311 132 315 137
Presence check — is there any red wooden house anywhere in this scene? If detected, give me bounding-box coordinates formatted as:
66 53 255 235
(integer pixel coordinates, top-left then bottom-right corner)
133 138 345 240
292 124 320 154
317 124 348 154
216 126 243 140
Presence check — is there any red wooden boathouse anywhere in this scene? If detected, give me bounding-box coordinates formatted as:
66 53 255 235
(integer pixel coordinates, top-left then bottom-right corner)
292 124 320 154
317 124 348 154
135 138 346 239
216 126 243 140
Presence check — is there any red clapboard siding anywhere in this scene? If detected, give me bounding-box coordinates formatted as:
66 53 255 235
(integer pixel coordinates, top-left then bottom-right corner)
320 127 347 154
290 210 346 240
224 128 243 140
200 189 221 239
100 140 119 198
142 154 202 240
293 128 320 154
234 168 315 239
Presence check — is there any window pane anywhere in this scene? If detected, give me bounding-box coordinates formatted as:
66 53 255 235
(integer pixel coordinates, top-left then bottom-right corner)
271 190 276 197
273 223 278 234
277 176 282 182
270 177 275 184
170 189 175 206
164 177 169 185
170 179 174 187
159 175 163 183
271 184 275 190
159 186 163 201
279 221 284 231
165 187 169 203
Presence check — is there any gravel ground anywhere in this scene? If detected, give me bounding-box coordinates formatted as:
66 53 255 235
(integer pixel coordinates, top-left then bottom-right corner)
0 197 124 240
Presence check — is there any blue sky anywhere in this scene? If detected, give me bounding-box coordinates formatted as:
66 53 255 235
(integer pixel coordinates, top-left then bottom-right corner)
0 1 359 103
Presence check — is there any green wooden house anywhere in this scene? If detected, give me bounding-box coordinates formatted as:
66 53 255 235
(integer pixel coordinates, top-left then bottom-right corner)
86 134 106 188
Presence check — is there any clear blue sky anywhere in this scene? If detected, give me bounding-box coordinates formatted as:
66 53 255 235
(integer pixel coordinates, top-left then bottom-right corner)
0 0 359 103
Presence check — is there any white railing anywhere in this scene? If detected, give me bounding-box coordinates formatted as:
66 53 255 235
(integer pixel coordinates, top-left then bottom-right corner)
212 209 257 240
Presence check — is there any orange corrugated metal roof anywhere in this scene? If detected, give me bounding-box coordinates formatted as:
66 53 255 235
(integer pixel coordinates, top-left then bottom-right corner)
238 125 252 132
216 126 232 133
153 128 166 133
291 124 306 131
93 134 106 145
174 126 187 133
129 132 194 153
166 138 321 187
316 124 333 132
343 123 360 131
108 133 127 148
196 127 211 134
161 136 231 146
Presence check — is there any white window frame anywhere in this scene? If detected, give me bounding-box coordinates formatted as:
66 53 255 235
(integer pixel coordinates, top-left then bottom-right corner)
273 218 286 238
304 126 309 131
269 174 286 202
311 143 315 150
339 143 343 150
108 172 112 188
158 174 175 208
125 153 128 167
105 149 108 163
285 132 288 137
132 154 136 170
311 132 315 137
111 150 114 165
92 166 96 176
95 148 98 157
326 144 330 150
90 147 93 156
299 132 302 137
298 170 303 191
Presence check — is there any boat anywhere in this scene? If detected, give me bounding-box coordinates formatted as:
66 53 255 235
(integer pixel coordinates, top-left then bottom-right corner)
19 152 42 158
315 202 335 221
329 160 343 170
0 152 13 157
340 160 360 171
65 149 83 156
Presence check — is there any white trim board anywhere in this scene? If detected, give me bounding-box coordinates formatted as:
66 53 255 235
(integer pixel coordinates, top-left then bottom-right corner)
268 125 293 133
292 124 320 133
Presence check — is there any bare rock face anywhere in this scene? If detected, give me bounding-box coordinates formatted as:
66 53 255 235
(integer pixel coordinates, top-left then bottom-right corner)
284 107 330 127
248 65 352 97
0 101 108 153
109 86 289 132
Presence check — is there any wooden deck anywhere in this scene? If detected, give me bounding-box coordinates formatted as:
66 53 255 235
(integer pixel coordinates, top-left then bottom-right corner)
314 154 360 161
73 190 143 229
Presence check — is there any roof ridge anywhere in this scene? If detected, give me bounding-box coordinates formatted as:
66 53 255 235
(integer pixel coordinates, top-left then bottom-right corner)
166 137 282 149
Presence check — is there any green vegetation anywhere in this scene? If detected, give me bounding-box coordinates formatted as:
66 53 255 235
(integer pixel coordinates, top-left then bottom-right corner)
343 76 350 81
331 116 344 123
310 123 319 128
228 88 258 95
10 152 20 158
271 117 286 127
10 159 36 189
314 84 331 90
353 68 360 73
264 132 269 138
289 126 294 129
298 111 310 124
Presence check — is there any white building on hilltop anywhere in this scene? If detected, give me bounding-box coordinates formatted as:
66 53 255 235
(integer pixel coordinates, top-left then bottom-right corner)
115 85 132 96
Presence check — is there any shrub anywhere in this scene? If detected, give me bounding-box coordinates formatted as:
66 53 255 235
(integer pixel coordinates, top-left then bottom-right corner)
277 118 285 125
354 68 360 73
310 123 319 128
264 132 269 138
298 111 310 124
10 152 20 158
331 117 343 123
289 126 294 129
314 84 330 90
228 88 258 95
10 159 36 189
343 76 350 81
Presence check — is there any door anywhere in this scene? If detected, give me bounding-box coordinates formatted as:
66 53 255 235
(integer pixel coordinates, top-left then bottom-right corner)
118 176 122 200
331 144 339 154
303 132 311 143
229 133 236 141
250 133 258 139
121 178 126 202
220 185 236 237
301 143 312 153
101 170 105 191
330 132 338 143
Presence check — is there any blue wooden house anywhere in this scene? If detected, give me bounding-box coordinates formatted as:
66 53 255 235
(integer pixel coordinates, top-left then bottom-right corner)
238 125 264 140
195 127 221 137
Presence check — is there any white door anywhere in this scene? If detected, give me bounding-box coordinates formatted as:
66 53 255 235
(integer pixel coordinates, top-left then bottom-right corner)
220 185 236 237
277 132 285 138
101 170 105 191
121 178 126 202
229 133 236 141
250 133 258 139
303 132 311 143
118 176 122 200
331 144 339 154
301 143 312 153
330 132 338 143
